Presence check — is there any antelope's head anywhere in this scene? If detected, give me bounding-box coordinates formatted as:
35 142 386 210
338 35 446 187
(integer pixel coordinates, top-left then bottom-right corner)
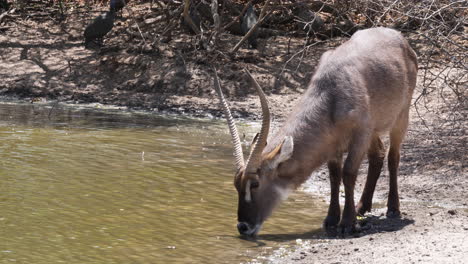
213 69 294 237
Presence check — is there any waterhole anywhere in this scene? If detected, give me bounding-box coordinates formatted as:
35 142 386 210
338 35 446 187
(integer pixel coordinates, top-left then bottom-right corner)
0 102 327 263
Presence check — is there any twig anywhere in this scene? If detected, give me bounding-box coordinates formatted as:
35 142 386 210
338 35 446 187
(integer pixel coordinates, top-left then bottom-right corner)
375 0 399 24
126 8 146 44
222 0 253 31
295 2 327 71
209 0 220 49
231 0 271 53
279 40 326 76
48 101 59 120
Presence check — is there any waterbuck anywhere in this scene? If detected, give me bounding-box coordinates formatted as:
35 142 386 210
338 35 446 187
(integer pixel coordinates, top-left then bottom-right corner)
214 27 418 236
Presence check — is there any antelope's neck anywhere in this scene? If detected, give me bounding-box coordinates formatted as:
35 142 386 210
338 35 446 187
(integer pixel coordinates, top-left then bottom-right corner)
268 88 336 188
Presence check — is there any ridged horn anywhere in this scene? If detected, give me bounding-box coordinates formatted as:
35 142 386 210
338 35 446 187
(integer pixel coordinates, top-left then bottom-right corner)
213 68 245 171
244 69 270 176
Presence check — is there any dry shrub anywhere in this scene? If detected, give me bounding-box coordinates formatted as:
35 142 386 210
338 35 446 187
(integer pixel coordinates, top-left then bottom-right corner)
310 0 466 137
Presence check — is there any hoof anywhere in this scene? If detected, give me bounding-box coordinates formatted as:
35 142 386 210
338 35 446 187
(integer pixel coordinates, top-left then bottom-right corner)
356 202 372 216
338 221 362 236
323 215 340 236
323 215 340 229
386 209 401 218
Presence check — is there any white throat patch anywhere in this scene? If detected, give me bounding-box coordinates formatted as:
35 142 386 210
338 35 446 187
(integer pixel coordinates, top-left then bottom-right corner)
274 185 291 201
245 180 252 202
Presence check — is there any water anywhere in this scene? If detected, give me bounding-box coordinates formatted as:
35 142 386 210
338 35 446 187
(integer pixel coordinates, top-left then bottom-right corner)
0 102 327 263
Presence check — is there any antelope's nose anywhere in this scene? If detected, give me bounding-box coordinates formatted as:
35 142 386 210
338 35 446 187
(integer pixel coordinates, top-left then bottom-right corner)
237 222 250 234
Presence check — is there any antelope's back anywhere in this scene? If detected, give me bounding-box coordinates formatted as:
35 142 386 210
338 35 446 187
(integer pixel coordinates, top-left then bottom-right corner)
317 27 418 133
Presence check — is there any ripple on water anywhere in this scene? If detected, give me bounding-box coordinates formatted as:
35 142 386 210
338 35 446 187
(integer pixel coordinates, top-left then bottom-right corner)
0 102 327 264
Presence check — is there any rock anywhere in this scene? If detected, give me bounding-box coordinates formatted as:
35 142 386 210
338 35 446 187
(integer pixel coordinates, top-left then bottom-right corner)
448 209 457 215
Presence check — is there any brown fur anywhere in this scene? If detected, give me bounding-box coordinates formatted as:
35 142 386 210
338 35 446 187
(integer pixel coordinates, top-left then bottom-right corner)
234 27 418 236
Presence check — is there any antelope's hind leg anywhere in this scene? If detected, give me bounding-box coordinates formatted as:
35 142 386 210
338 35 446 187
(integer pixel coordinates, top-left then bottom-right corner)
323 154 343 232
386 109 410 218
356 135 386 216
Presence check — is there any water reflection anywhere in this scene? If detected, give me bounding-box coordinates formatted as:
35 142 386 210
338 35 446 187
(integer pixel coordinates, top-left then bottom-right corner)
0 102 327 263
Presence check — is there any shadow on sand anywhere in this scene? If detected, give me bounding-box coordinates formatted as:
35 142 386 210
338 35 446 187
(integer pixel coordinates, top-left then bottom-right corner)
240 215 415 245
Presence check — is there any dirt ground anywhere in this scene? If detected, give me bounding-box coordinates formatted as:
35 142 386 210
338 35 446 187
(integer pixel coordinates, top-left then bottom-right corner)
0 2 467 263
0 2 341 121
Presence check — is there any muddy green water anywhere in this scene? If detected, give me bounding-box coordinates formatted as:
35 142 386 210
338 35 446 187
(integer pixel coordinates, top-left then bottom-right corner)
0 102 327 264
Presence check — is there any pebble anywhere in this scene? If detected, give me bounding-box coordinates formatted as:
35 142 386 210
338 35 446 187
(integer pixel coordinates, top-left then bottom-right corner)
447 209 457 215
144 18 158 24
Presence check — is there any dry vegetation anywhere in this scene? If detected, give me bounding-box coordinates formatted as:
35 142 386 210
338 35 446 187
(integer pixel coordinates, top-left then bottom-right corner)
1 1 465 115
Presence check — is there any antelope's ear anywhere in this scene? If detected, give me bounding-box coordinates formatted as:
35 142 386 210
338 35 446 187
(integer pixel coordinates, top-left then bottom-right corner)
265 136 294 169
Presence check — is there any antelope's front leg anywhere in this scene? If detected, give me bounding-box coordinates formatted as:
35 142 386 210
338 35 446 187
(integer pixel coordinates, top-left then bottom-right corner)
340 132 369 234
341 170 358 234
323 156 342 233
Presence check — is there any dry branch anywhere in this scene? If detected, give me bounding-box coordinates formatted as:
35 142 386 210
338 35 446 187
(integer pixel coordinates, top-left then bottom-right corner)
209 0 220 48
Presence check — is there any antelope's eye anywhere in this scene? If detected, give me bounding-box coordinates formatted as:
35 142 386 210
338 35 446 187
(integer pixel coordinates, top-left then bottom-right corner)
250 181 260 189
